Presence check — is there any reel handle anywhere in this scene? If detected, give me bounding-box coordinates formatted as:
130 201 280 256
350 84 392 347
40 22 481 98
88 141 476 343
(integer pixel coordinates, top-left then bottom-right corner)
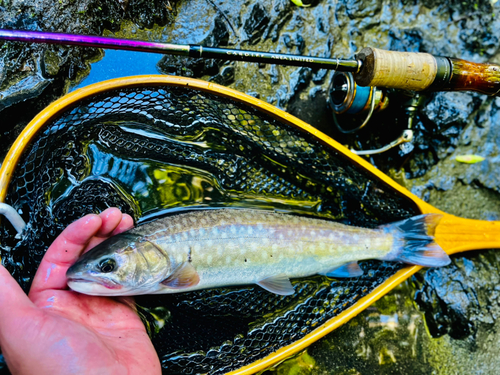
355 47 500 96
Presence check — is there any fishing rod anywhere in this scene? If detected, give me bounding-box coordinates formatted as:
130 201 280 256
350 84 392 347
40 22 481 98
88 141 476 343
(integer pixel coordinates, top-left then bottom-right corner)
0 29 359 72
1 29 500 96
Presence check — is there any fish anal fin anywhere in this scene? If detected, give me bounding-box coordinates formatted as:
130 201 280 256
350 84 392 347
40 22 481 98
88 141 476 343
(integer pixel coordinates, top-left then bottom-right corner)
257 274 295 295
161 262 200 289
321 261 363 278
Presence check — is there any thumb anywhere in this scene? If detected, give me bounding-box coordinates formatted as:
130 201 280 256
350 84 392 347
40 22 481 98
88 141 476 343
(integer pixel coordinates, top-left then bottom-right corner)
0 265 36 338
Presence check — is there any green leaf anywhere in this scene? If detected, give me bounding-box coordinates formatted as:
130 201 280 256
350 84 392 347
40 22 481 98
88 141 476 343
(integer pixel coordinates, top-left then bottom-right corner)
290 0 311 7
455 154 485 164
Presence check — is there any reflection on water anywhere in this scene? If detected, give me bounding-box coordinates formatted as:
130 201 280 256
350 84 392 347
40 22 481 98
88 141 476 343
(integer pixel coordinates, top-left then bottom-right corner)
45 120 328 224
266 281 434 375
70 49 161 92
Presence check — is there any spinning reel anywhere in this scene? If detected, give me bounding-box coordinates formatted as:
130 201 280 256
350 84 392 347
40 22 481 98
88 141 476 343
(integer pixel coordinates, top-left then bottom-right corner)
327 71 424 156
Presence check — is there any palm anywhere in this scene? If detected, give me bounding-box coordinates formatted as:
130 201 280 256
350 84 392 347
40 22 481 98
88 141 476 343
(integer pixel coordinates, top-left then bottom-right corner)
0 208 161 375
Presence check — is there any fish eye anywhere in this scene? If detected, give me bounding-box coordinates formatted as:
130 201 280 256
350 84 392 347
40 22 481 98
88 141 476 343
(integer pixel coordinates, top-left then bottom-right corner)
98 258 116 273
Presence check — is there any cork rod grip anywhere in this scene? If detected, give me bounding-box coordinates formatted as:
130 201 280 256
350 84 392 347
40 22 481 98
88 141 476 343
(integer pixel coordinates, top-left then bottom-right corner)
355 47 500 95
354 47 438 91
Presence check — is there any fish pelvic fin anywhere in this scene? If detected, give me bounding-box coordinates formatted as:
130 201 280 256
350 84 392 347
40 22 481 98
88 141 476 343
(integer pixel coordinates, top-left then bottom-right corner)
257 274 295 295
320 261 363 278
379 214 451 267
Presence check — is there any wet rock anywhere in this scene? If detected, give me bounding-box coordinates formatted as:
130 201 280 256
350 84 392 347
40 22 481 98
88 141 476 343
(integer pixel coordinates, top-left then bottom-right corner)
263 0 292 42
289 67 312 93
157 3 233 79
458 99 500 193
398 92 482 177
344 0 383 19
387 29 423 52
410 184 431 202
157 16 229 78
242 2 269 45
0 74 50 112
421 92 479 132
273 67 311 109
429 174 456 191
158 56 219 78
412 96 500 196
282 33 305 54
41 49 63 77
288 87 331 131
414 252 500 341
125 0 175 29
203 17 230 47
209 65 235 86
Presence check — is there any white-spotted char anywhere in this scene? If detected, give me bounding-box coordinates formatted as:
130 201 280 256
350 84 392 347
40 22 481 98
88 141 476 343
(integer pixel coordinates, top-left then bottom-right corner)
66 209 450 296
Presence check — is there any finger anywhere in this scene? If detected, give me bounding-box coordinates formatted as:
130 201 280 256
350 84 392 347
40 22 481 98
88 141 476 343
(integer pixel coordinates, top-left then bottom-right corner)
112 214 134 236
95 207 125 238
29 214 102 296
85 211 134 251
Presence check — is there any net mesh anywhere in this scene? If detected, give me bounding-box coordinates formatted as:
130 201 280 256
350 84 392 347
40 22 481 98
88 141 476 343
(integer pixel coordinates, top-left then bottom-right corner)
0 84 419 374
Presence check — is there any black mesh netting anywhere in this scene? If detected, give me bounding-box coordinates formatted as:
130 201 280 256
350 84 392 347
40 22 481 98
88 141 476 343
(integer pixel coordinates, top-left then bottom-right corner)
0 84 419 374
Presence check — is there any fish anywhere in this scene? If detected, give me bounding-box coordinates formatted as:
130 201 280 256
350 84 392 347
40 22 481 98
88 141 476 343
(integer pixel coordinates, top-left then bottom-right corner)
66 209 451 296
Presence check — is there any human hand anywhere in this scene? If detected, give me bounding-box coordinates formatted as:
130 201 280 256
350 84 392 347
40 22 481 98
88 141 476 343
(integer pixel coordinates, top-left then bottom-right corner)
0 208 161 375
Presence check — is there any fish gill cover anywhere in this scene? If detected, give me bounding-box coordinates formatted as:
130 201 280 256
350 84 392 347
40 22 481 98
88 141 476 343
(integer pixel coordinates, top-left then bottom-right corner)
0 84 419 374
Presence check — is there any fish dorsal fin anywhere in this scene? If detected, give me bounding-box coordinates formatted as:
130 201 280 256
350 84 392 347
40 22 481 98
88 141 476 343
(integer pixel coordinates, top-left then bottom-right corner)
257 274 295 295
161 262 200 289
321 261 364 278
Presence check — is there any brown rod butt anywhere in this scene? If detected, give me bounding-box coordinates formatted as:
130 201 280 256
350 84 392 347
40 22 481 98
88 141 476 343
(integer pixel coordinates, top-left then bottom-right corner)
447 58 500 96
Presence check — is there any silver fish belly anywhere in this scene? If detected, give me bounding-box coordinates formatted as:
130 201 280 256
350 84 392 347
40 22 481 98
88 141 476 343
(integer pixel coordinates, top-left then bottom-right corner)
66 209 450 296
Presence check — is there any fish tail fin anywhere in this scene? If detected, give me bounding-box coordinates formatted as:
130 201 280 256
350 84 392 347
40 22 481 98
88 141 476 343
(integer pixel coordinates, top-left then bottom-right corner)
379 214 451 267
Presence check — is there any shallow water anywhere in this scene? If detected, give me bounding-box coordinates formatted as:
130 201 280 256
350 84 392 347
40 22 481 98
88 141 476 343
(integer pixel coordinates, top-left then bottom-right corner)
70 49 161 92
45 119 327 222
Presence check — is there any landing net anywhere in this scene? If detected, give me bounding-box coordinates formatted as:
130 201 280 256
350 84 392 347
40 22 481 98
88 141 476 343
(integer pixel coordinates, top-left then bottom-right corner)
0 82 419 374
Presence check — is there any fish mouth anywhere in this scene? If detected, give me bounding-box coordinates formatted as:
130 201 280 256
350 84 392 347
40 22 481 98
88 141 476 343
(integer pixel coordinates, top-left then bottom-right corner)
67 276 123 295
67 278 93 284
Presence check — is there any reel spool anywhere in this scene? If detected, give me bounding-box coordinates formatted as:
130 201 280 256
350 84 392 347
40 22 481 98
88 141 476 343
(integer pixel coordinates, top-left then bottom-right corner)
327 71 388 134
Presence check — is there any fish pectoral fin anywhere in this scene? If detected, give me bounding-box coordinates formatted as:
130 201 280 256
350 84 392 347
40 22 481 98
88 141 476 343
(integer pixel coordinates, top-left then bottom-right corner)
320 261 363 278
161 262 200 289
257 274 295 295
